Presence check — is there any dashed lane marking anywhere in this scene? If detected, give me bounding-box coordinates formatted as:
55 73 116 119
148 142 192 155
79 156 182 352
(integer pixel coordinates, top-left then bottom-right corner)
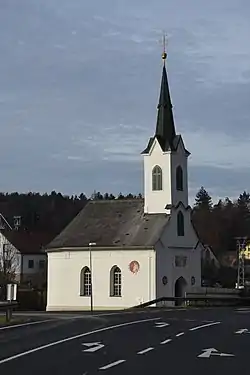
99 360 126 370
160 338 172 345
137 347 154 355
176 332 185 337
97 319 221 370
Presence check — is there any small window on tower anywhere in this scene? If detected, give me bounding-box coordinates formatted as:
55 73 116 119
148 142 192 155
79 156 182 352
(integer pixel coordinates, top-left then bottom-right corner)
176 166 183 191
152 165 163 191
177 211 184 236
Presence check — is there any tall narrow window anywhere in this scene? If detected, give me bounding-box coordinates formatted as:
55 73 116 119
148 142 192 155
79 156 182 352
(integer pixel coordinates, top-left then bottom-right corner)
80 266 91 296
177 211 184 236
176 166 183 191
110 266 122 297
152 165 163 191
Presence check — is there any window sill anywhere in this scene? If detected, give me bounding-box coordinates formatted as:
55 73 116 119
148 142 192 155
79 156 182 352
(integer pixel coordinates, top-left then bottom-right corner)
110 295 122 298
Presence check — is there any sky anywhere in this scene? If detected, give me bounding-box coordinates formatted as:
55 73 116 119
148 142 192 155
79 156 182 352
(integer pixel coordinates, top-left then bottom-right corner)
0 0 250 205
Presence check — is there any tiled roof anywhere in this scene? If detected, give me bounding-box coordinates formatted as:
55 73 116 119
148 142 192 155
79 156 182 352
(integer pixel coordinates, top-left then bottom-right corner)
1 230 55 254
46 199 169 250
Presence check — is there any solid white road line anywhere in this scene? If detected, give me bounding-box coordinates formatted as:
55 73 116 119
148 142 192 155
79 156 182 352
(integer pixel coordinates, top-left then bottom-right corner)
0 317 161 365
0 319 53 331
176 332 184 337
137 347 154 355
160 338 172 345
93 309 176 318
99 360 126 370
189 322 221 331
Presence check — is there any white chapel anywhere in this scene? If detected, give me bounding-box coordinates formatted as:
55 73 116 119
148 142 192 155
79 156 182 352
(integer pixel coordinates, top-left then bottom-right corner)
46 52 203 311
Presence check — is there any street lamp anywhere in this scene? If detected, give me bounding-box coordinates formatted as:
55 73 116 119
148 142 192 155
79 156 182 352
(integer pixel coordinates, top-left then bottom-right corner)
88 242 96 313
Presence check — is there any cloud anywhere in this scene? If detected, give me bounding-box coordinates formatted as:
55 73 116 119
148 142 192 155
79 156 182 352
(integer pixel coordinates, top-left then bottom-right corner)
0 0 250 202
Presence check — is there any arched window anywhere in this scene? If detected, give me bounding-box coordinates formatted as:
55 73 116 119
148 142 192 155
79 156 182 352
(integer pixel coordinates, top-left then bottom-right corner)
110 266 122 297
80 266 91 296
177 211 184 236
176 166 183 191
152 165 163 191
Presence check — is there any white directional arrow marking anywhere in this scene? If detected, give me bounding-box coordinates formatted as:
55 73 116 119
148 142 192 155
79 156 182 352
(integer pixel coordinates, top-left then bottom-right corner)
198 348 218 358
155 322 170 328
235 328 250 334
198 348 234 358
82 342 105 353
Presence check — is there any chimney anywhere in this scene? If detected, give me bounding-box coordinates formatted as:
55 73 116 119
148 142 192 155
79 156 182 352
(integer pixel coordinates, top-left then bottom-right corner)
13 216 21 230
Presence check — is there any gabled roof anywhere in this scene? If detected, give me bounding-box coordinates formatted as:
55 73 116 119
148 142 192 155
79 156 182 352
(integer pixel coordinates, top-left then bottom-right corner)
46 199 170 250
142 134 190 156
175 201 192 211
1 230 54 255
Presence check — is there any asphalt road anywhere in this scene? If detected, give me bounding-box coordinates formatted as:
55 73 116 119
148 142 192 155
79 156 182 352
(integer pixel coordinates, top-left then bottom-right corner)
0 307 250 374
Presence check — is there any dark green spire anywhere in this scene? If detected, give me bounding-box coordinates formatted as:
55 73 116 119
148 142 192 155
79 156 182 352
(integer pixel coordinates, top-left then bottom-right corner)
142 52 190 156
155 61 176 149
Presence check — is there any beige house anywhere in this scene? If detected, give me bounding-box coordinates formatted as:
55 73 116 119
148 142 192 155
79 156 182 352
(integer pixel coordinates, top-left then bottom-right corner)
46 53 203 311
0 229 49 288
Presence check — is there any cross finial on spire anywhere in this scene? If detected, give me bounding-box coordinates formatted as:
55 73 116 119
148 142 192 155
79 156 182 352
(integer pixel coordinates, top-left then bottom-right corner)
162 32 167 63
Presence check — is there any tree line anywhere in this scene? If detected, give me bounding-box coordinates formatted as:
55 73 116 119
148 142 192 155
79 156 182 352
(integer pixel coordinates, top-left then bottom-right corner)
0 191 142 235
0 187 249 256
192 186 250 256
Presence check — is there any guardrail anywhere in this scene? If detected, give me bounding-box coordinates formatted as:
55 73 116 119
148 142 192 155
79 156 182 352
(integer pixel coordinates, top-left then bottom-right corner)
0 302 18 322
130 295 250 309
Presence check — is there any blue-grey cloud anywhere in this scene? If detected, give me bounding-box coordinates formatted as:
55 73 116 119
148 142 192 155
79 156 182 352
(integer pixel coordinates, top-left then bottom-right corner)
0 0 250 203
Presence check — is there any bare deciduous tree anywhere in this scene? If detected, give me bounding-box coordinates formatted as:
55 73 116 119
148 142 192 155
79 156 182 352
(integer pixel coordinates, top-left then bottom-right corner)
0 243 20 286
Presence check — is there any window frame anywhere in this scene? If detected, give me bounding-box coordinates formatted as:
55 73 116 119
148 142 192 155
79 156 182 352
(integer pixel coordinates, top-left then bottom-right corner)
110 266 122 297
39 260 45 269
28 259 34 269
80 266 92 297
152 165 163 191
176 165 183 191
177 211 185 236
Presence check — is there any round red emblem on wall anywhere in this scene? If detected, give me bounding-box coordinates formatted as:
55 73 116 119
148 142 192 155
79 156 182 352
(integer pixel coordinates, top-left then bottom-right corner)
129 261 140 274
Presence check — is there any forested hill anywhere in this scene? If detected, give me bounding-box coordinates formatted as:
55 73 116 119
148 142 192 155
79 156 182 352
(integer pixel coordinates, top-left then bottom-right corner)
0 188 249 257
0 191 142 236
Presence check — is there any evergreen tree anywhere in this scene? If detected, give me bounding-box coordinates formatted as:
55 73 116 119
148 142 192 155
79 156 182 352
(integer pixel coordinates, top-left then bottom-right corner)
236 191 250 237
194 186 213 210
125 193 134 199
79 193 87 201
224 197 233 208
237 191 250 208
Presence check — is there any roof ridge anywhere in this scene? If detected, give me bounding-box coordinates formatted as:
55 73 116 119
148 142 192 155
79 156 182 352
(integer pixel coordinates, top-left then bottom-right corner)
89 198 144 204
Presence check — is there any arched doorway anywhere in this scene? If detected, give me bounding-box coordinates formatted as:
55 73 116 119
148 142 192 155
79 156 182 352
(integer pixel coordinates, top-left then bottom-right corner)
174 277 187 306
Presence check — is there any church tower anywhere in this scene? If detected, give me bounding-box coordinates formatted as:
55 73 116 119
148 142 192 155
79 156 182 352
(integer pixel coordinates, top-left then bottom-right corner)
142 47 190 214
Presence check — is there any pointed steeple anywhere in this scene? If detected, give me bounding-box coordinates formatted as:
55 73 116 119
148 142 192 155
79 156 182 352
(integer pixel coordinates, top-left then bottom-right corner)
142 39 189 156
155 51 176 150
